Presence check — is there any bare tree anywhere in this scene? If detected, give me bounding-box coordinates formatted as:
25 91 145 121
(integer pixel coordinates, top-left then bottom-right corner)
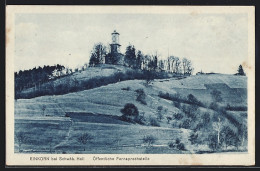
212 117 222 147
89 43 107 66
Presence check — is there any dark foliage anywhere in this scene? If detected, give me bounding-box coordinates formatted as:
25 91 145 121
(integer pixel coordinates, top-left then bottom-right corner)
208 134 218 151
142 135 157 146
120 103 139 122
225 104 247 111
149 117 160 127
77 132 94 151
135 89 147 105
174 113 184 120
236 65 246 76
180 119 192 129
177 143 186 151
210 89 223 103
189 132 199 145
15 64 65 98
121 87 131 91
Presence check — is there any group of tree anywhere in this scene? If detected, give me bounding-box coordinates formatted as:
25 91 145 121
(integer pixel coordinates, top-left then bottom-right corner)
15 64 70 93
88 43 194 75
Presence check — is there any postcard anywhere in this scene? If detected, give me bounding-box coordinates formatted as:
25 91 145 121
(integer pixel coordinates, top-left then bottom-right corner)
6 5 255 166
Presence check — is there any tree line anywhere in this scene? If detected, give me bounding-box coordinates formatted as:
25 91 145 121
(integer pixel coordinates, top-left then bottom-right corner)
15 64 69 93
88 43 194 75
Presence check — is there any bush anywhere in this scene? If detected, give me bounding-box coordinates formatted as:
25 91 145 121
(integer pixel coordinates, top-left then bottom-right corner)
210 89 223 103
168 141 175 148
142 135 157 147
181 119 191 129
189 131 199 145
168 138 185 151
157 106 164 121
135 89 147 105
177 143 186 151
208 134 218 151
149 117 160 127
77 132 94 151
121 87 131 91
173 101 181 108
174 113 183 120
209 102 219 111
182 104 198 119
120 103 139 121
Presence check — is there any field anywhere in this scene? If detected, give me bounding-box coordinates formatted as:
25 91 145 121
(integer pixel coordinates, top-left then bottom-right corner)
14 70 248 154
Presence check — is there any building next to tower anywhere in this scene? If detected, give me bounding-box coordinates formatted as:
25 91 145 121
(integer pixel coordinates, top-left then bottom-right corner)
105 30 125 65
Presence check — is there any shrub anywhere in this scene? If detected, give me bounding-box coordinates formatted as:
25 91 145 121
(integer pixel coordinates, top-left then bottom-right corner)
202 113 211 126
168 141 175 148
182 104 198 119
77 132 93 151
135 89 147 105
173 101 181 108
157 106 164 121
175 138 181 144
121 87 131 91
134 115 145 125
143 135 157 147
176 143 185 151
189 131 199 145
208 134 218 151
210 89 223 103
181 119 192 129
209 102 219 111
120 103 139 121
174 113 184 120
149 117 160 127
166 116 172 124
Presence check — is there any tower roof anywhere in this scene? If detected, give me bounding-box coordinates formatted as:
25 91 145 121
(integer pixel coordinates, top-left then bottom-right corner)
111 30 120 35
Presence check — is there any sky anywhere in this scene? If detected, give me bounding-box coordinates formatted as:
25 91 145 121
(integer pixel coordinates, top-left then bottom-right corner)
15 13 248 74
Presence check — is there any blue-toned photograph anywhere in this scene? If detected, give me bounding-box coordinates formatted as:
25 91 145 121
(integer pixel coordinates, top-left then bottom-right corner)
14 12 248 154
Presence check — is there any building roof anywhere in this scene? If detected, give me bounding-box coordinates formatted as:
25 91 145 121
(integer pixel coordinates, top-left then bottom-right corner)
111 30 120 35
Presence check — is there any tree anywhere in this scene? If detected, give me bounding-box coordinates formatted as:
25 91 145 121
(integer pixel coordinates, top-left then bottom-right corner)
237 64 246 76
136 50 143 69
120 103 139 121
220 126 238 149
16 132 28 152
181 119 192 129
208 133 218 151
187 94 200 105
124 45 136 68
135 89 147 105
189 131 199 145
202 113 210 127
212 117 222 147
89 43 107 66
41 104 46 116
182 58 193 75
142 135 157 147
77 132 94 151
157 106 164 121
238 124 247 148
210 89 223 103
166 116 172 124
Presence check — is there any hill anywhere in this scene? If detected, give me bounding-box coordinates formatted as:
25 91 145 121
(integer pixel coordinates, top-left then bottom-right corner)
14 72 248 154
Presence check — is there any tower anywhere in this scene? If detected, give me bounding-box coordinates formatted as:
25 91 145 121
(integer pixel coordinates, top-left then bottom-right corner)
110 30 121 54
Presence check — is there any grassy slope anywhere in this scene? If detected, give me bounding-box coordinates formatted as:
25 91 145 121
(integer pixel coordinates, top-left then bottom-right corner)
20 64 133 94
14 69 247 153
